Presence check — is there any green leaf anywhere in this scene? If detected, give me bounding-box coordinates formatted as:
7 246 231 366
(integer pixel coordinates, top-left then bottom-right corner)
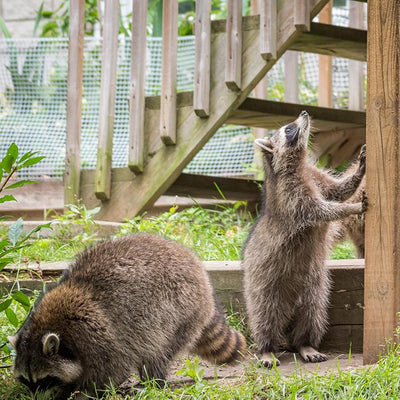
0 258 17 272
19 156 45 169
0 195 16 204
0 239 9 252
23 222 52 241
0 298 12 312
5 308 19 327
0 16 12 39
1 155 14 174
0 168 3 183
18 151 37 164
33 2 44 36
7 143 18 162
12 291 30 308
8 218 24 245
5 180 37 190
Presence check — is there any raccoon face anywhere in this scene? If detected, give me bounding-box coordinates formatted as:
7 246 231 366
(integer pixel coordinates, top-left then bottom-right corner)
8 332 83 399
255 111 310 173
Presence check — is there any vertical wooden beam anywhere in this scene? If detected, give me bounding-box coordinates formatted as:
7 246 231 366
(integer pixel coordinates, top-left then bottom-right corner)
348 1 364 110
128 0 148 173
225 0 242 90
364 0 400 364
95 0 119 200
318 1 332 107
65 0 85 205
284 51 298 103
160 0 178 145
295 0 311 32
194 0 211 117
259 0 277 60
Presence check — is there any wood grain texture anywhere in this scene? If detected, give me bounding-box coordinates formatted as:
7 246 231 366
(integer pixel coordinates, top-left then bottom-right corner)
318 1 332 107
290 22 367 61
225 0 242 90
160 0 178 145
284 51 298 102
95 0 119 200
364 0 400 364
128 0 148 173
65 0 85 205
194 0 212 117
295 0 310 32
259 0 277 60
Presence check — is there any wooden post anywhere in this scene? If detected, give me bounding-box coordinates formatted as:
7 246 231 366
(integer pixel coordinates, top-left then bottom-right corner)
295 0 311 32
225 0 242 90
194 0 211 117
160 0 178 145
95 0 119 200
65 0 85 205
259 0 277 60
364 0 400 364
348 1 364 110
128 0 148 173
284 51 298 103
318 1 332 107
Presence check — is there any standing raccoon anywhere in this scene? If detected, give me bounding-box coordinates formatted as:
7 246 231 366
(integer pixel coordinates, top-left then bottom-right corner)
9 234 246 399
242 111 366 368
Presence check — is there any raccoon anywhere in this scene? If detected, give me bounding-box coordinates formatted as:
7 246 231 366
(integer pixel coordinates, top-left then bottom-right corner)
9 234 246 399
242 111 366 368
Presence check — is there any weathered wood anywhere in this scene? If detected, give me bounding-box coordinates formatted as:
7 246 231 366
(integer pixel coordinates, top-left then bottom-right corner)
65 0 85 205
259 0 277 60
79 1 329 220
160 0 178 145
364 0 400 365
128 0 148 173
95 0 119 200
290 22 367 61
284 51 298 102
295 0 311 32
194 0 212 117
318 1 332 107
228 98 365 131
348 1 364 110
225 0 242 90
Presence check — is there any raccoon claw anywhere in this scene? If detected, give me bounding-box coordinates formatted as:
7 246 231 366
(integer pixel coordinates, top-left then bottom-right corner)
255 353 280 369
299 346 328 363
361 190 368 213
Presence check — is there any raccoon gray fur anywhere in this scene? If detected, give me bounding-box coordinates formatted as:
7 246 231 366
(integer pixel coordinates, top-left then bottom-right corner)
242 111 366 368
9 234 246 399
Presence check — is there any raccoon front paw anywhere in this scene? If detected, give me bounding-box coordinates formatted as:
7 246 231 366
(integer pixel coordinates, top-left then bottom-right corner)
358 144 366 176
255 353 280 369
361 190 368 213
299 346 328 363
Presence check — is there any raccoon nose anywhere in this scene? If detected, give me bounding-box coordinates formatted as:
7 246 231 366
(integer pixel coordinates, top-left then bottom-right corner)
300 110 308 117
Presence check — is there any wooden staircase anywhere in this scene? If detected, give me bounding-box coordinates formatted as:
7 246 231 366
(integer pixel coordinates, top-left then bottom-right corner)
66 0 368 220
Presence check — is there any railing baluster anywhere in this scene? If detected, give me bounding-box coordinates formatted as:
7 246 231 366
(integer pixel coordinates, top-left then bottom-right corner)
260 0 277 60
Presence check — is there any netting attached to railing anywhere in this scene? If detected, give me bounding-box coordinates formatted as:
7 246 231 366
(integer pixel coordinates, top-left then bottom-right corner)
0 1 366 179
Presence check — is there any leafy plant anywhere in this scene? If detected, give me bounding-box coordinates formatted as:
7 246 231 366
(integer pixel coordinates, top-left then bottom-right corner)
0 143 49 353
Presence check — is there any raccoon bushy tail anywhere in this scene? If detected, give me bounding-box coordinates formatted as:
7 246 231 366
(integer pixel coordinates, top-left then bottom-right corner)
193 300 247 364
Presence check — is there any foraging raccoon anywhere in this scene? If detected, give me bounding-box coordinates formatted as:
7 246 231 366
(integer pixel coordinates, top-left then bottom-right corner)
9 234 246 399
242 111 366 368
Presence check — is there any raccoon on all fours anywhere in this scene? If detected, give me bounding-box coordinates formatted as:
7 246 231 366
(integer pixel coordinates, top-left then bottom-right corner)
242 111 366 368
9 234 246 399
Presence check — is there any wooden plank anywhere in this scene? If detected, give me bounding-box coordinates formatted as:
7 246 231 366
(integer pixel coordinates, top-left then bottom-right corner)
364 0 400 365
290 22 367 61
160 0 178 145
95 0 119 200
227 98 366 130
79 1 330 220
128 0 148 173
295 0 311 32
259 0 277 60
318 1 332 107
284 51 298 102
225 0 242 90
65 0 85 205
194 0 212 117
348 1 364 110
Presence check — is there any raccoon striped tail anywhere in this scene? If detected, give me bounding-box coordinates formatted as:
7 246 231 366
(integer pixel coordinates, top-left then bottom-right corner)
193 301 247 364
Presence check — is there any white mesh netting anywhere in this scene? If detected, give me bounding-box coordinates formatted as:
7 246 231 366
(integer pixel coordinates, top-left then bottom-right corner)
0 1 366 179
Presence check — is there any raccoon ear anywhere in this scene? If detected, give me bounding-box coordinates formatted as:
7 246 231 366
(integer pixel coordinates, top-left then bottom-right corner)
7 335 18 349
42 333 60 356
255 138 274 154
